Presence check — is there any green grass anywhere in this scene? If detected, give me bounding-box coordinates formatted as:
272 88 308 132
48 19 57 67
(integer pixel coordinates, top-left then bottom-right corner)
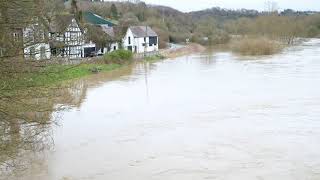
37 63 121 85
104 50 133 64
1 63 122 91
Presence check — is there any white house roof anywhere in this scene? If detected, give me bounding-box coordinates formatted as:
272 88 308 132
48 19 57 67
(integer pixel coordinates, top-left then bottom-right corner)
129 26 158 38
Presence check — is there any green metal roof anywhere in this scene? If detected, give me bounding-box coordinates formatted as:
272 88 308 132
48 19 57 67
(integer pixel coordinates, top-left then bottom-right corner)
83 12 117 26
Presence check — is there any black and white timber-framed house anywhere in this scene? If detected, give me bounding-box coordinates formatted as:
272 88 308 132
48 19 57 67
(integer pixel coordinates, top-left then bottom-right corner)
49 15 85 59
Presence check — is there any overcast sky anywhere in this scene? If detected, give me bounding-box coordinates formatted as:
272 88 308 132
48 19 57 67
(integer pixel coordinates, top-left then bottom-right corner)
140 0 320 12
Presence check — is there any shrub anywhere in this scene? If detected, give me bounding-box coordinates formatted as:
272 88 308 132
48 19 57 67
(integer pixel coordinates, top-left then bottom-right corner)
104 49 133 64
230 37 282 56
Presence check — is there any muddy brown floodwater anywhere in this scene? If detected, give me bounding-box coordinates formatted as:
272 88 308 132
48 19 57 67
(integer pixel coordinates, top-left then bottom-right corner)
14 39 320 180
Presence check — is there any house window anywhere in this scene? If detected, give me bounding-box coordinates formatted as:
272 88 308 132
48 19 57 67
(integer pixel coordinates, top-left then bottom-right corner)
30 47 35 59
144 37 146 42
49 32 54 39
149 36 158 46
40 46 46 60
13 32 20 41
128 37 131 45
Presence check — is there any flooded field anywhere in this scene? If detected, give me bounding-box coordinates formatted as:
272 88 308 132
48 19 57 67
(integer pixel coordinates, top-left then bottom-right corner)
8 39 320 180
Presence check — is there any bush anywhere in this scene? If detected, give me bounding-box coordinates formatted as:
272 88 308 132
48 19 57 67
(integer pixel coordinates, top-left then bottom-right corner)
230 37 282 56
104 49 133 64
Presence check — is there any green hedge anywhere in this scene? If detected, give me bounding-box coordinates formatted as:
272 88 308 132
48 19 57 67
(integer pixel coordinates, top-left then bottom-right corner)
104 49 133 64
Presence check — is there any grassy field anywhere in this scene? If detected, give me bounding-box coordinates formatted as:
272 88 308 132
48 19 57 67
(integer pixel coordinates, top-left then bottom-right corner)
33 63 122 86
1 63 122 92
1 50 136 91
0 49 173 96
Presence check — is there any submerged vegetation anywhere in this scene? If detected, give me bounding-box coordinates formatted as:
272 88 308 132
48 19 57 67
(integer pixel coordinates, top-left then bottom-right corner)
230 37 282 55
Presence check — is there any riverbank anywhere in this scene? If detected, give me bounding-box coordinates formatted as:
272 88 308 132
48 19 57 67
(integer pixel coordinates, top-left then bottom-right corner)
1 44 204 91
0 63 122 94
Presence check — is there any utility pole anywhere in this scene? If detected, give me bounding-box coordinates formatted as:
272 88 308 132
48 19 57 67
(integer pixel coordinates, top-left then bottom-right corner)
144 25 147 57
162 7 165 23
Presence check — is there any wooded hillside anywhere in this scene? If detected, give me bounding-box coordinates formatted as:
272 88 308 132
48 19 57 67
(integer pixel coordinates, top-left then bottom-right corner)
75 0 320 47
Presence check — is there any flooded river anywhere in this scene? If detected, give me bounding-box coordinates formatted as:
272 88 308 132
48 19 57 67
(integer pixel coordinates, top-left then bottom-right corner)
10 39 320 180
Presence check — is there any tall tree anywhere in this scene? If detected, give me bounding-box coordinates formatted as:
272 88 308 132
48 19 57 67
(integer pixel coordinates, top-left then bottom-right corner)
70 0 82 23
70 0 78 14
110 3 118 19
0 0 36 58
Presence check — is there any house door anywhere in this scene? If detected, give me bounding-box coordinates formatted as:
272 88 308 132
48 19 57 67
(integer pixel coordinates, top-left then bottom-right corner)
134 46 137 53
128 46 132 52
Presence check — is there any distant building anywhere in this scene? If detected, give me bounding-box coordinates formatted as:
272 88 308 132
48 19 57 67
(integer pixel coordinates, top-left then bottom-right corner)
123 26 159 54
82 12 120 56
100 26 119 54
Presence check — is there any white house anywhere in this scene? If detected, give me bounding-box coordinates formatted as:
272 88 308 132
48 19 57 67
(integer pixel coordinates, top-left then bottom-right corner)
82 12 120 56
100 25 119 54
23 23 51 60
24 43 51 60
123 26 158 54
